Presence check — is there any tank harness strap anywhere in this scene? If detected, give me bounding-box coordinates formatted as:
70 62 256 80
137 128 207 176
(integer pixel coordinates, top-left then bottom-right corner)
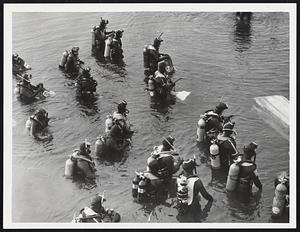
30 115 43 128
228 139 239 156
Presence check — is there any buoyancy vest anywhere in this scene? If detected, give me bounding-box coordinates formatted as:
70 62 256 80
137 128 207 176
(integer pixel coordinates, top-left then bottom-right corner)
186 176 200 205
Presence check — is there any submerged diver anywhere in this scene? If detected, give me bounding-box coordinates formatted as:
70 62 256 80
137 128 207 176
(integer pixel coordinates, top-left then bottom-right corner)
176 159 213 222
15 74 44 101
72 194 121 223
26 108 52 141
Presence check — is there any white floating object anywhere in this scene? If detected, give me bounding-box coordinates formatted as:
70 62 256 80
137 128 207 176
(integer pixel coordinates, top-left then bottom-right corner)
254 95 289 127
171 91 191 101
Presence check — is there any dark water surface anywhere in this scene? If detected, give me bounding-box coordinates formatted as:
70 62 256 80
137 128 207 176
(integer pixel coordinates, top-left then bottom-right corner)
11 12 289 223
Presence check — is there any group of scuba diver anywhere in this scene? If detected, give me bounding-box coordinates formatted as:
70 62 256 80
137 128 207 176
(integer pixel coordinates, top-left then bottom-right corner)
13 14 289 222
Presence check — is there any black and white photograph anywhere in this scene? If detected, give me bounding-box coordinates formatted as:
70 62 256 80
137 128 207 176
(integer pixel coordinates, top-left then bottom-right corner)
3 3 296 229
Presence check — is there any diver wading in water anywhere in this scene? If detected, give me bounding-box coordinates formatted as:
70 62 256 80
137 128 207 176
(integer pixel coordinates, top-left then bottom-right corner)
14 74 45 102
64 141 97 181
59 46 84 76
132 136 183 203
26 108 52 141
143 33 175 78
75 67 97 97
95 101 134 162
72 194 121 223
12 53 31 76
176 159 213 222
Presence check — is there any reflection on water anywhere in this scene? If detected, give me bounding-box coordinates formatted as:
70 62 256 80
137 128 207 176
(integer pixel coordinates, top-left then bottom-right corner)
234 12 252 53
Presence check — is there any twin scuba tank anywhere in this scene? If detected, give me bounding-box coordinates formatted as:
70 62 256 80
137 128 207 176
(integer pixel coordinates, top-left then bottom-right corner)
132 173 150 202
176 175 189 215
272 179 288 217
209 139 220 169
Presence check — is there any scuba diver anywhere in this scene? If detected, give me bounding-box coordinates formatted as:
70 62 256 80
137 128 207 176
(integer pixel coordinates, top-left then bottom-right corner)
176 159 213 222
12 53 31 75
151 62 175 99
95 101 133 161
196 102 231 143
26 108 52 141
110 30 124 62
15 74 44 101
213 121 239 170
59 47 83 74
76 67 97 96
72 194 121 223
112 101 132 131
236 142 262 193
131 136 183 203
93 18 114 56
147 136 183 181
143 34 170 77
65 141 97 180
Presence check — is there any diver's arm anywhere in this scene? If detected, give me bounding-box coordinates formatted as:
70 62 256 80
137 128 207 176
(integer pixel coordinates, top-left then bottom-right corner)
197 179 213 201
250 171 262 190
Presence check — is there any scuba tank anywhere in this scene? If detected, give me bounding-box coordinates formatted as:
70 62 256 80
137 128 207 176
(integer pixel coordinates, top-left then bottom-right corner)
272 182 288 217
105 115 113 133
196 117 206 142
226 162 240 191
210 140 220 169
59 50 69 69
176 175 188 215
95 136 104 156
132 175 141 198
104 37 112 59
91 26 96 47
14 85 20 95
143 45 150 69
25 118 32 129
64 156 75 179
148 76 155 97
137 176 148 202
